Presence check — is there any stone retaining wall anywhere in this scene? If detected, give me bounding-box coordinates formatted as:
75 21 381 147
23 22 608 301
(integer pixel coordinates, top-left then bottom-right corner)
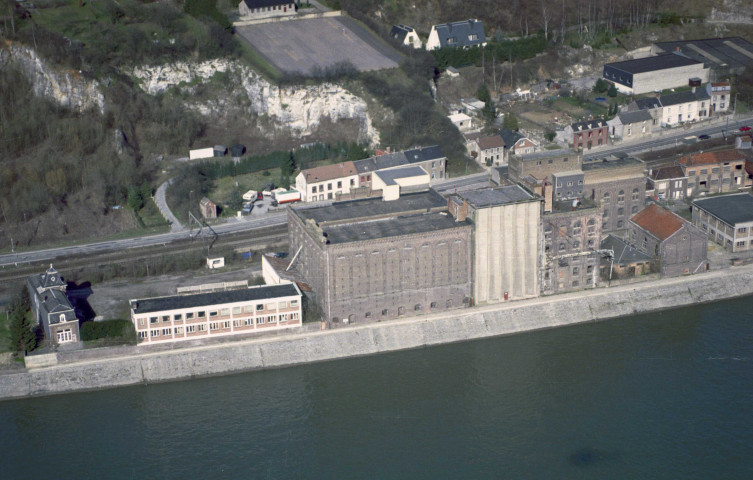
2 265 753 401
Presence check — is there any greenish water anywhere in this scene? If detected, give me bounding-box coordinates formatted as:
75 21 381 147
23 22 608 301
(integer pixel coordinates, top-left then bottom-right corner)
2 296 753 479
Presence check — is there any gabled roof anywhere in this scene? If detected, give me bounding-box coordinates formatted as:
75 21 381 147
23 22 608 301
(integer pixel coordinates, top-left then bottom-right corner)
476 135 505 150
432 19 486 48
693 193 753 225
601 235 653 264
242 0 292 8
632 97 662 111
630 203 686 241
354 146 444 174
605 53 702 74
390 24 414 43
618 110 652 124
571 119 607 131
499 129 524 148
650 165 686 181
302 161 358 183
677 148 746 167
660 89 709 106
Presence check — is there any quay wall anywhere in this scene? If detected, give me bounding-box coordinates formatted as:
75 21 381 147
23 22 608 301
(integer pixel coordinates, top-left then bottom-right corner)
2 264 753 401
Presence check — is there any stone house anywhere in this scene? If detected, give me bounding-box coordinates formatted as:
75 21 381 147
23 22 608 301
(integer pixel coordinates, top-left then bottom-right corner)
625 97 663 128
648 165 688 201
238 0 295 19
475 135 505 166
26 265 79 346
692 193 753 253
582 156 646 235
287 190 473 324
628 203 708 277
607 110 654 141
568 119 609 150
676 148 750 197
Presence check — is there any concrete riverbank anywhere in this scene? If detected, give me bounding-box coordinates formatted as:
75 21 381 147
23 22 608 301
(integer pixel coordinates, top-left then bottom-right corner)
2 263 753 401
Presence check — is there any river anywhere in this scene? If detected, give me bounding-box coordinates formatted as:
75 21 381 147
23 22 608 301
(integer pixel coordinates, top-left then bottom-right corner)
2 296 752 479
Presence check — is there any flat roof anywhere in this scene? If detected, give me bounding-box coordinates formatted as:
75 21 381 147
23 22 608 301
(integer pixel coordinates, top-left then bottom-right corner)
323 212 468 244
582 156 644 171
130 284 299 315
293 189 447 225
517 149 579 160
376 166 427 186
693 193 753 225
457 185 536 208
605 53 702 74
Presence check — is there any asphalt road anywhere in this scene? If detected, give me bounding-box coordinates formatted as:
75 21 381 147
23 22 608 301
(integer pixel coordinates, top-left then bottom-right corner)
4 117 751 269
583 114 753 161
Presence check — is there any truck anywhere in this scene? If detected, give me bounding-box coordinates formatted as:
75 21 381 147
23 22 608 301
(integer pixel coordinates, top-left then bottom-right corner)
271 188 301 204
242 190 264 202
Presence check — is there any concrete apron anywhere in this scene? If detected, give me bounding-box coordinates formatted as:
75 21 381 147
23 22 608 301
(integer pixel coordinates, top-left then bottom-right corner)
2 263 753 401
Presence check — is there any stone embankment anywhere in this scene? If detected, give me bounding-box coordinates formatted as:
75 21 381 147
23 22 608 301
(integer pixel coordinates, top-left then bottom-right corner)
2 264 753 401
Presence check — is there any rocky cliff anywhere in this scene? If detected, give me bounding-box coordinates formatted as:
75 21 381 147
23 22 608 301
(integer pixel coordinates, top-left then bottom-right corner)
131 59 380 146
0 43 105 113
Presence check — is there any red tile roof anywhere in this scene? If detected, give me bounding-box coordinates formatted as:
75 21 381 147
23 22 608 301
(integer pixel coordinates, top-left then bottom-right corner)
630 203 686 241
677 149 745 167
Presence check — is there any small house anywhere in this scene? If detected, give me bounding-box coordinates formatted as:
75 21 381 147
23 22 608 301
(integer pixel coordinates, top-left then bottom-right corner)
200 197 217 219
238 0 295 19
390 24 422 49
426 19 486 50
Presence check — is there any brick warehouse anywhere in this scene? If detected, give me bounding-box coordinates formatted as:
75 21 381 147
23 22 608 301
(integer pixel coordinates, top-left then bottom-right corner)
287 190 473 324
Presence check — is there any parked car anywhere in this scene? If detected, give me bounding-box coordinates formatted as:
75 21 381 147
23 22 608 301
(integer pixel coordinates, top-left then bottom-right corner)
740 126 751 132
242 204 253 214
698 134 710 140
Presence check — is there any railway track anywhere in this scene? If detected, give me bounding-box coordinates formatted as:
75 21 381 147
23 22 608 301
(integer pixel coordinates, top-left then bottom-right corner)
0 226 288 284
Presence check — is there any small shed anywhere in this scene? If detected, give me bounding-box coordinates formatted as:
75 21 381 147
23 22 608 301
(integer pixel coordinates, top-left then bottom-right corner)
445 66 460 77
189 147 214 161
207 257 225 269
213 145 227 157
230 144 246 158
736 135 752 150
199 197 217 219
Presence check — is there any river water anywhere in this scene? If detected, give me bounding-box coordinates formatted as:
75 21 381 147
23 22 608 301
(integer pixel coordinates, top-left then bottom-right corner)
2 296 753 479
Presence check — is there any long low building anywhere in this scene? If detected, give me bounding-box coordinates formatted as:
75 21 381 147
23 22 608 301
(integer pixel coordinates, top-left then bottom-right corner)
130 284 302 344
692 193 753 253
603 53 709 95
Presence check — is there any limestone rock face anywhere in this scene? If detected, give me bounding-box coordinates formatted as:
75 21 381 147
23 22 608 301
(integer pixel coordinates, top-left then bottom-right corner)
131 59 380 146
0 44 104 113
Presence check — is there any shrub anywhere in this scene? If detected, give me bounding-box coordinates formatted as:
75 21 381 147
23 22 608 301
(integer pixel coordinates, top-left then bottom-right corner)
80 319 135 342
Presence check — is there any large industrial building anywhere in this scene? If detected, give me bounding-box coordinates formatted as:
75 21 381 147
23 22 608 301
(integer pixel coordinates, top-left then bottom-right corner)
582 156 646 235
602 53 709 95
449 186 541 303
287 190 473 324
653 37 753 79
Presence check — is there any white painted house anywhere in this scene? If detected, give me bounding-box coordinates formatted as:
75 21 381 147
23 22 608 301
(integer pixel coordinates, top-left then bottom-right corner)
390 25 422 49
426 19 486 50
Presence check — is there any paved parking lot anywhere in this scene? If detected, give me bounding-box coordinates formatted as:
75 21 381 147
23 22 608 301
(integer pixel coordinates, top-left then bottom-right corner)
236 16 401 75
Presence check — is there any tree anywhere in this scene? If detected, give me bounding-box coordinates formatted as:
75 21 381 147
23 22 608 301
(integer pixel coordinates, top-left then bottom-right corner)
476 83 491 103
503 112 519 131
9 307 36 353
608 84 618 98
127 185 144 211
593 78 609 93
228 186 244 211
482 100 496 127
